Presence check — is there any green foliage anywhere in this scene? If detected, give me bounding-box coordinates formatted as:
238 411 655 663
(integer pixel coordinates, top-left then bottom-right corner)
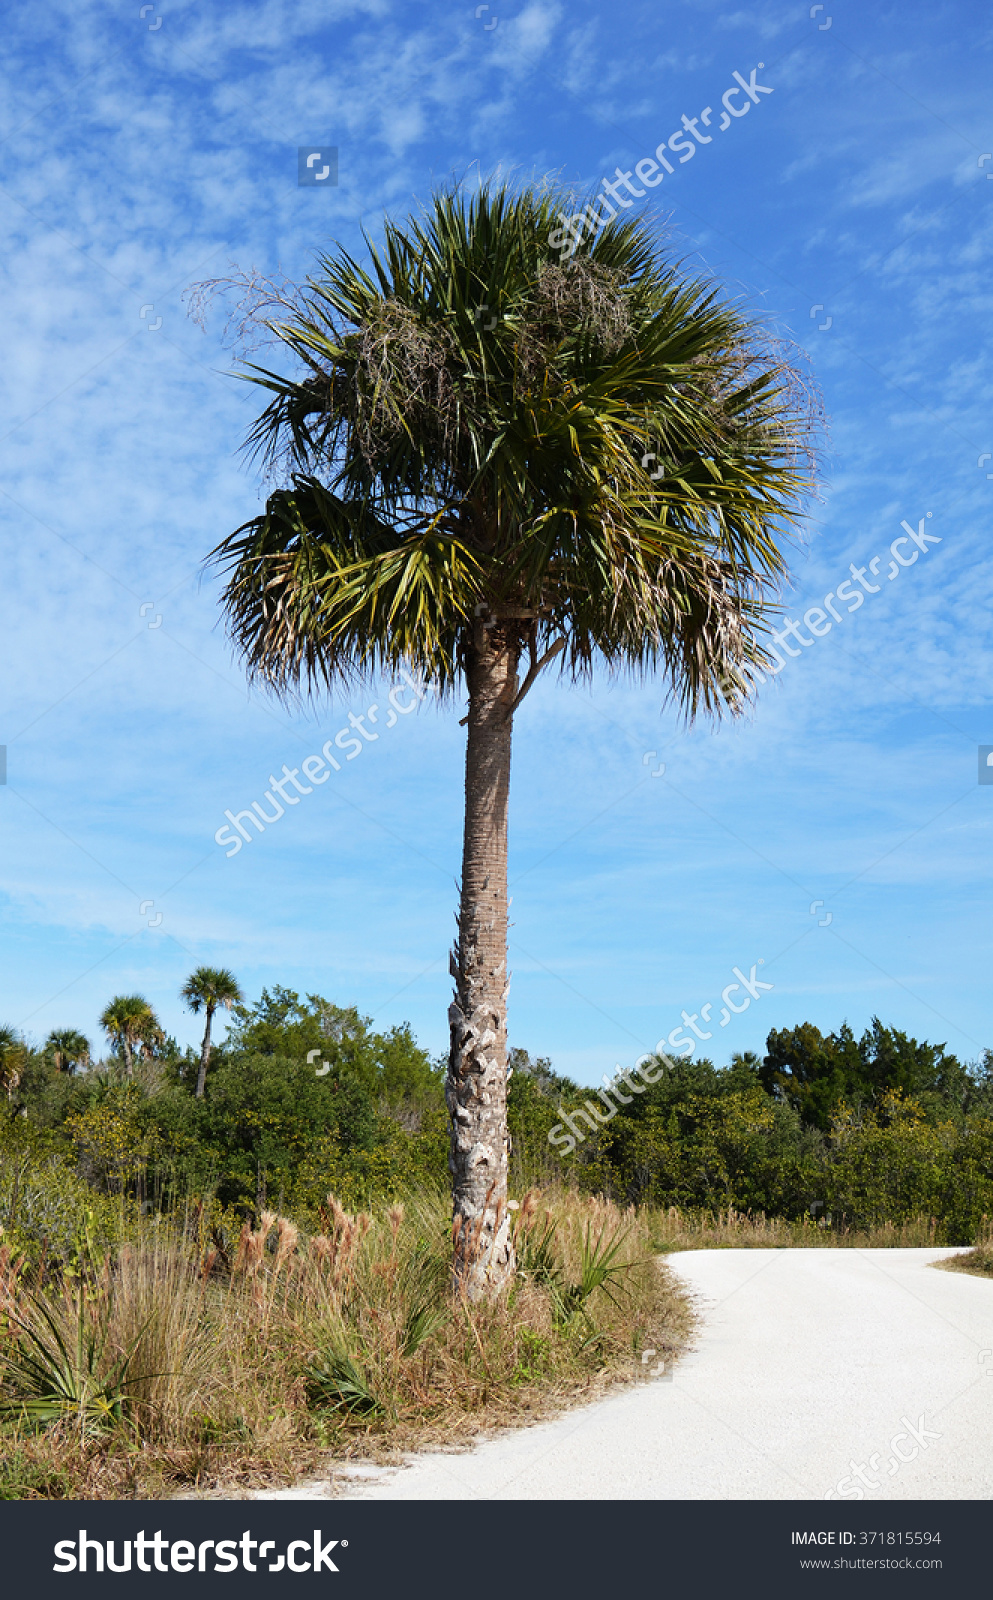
508 1048 581 1186
44 1031 90 1075
0 1113 128 1265
180 968 242 1016
761 1019 973 1130
0 1445 74 1500
0 1027 28 1099
511 1330 551 1385
515 1210 559 1287
206 179 821 716
553 1225 636 1325
303 1348 381 1418
1 1289 147 1434
536 1028 993 1242
5 988 991 1250
99 996 162 1074
824 1092 993 1236
66 1091 149 1193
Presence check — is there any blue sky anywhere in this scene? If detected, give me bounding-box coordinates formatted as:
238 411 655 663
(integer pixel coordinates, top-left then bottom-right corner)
1 0 991 1083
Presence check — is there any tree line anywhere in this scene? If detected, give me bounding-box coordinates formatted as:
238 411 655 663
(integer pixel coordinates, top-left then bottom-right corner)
2 980 990 1250
0 966 241 1100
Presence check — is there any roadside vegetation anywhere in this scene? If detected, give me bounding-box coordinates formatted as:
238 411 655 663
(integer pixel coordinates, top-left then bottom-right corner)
933 1220 993 1281
0 1186 687 1500
0 978 990 1496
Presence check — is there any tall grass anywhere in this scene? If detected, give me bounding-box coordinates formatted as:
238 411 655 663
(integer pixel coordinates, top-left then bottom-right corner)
645 1206 947 1251
0 1189 691 1499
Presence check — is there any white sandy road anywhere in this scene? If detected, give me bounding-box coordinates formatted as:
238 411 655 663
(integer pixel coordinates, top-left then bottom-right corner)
256 1248 993 1501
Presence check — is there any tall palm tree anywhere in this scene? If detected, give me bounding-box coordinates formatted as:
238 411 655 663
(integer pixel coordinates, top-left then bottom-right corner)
45 1028 91 1075
99 995 159 1078
181 967 243 1098
0 1025 26 1101
203 181 820 1297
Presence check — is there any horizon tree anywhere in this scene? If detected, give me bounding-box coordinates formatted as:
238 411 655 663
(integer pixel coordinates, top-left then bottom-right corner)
45 1028 91 1075
99 995 159 1078
200 180 821 1297
181 966 243 1098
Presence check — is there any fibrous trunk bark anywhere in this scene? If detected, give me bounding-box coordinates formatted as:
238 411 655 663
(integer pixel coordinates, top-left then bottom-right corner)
195 1008 214 1099
447 625 519 1300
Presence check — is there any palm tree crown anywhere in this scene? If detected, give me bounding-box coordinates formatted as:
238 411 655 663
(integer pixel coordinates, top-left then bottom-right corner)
180 966 242 1015
207 180 818 710
99 995 160 1078
202 180 821 1294
45 1028 91 1074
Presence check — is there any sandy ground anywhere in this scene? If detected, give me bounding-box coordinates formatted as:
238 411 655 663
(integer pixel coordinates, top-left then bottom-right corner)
255 1247 993 1501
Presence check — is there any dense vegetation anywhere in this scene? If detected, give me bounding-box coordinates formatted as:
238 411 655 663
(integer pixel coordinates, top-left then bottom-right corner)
0 990 694 1499
2 991 991 1263
0 987 448 1262
512 1024 993 1244
2 988 990 1497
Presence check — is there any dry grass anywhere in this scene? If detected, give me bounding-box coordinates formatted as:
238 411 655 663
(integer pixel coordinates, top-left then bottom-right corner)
644 1206 947 1252
0 1190 691 1500
935 1248 993 1279
933 1218 993 1281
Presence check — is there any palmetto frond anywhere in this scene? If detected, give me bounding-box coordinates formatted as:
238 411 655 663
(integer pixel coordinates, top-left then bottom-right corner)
205 180 821 715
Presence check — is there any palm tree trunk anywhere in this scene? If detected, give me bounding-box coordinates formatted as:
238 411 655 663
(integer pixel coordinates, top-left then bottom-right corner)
122 1035 134 1077
195 1007 215 1099
448 623 519 1299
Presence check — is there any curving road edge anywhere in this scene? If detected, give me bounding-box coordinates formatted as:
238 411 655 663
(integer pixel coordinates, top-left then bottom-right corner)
257 1247 992 1501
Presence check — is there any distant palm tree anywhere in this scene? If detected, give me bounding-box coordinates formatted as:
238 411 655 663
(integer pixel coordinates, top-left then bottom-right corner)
99 995 159 1078
0 1025 26 1101
204 180 820 1295
45 1028 91 1075
181 967 243 1098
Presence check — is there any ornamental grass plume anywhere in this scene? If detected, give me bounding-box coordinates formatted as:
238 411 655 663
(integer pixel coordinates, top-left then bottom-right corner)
274 1218 300 1272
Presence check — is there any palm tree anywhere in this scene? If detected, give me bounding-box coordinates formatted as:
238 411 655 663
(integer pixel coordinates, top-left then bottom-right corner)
181 967 243 1098
203 181 820 1296
45 1028 91 1075
99 995 159 1078
0 1025 26 1101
